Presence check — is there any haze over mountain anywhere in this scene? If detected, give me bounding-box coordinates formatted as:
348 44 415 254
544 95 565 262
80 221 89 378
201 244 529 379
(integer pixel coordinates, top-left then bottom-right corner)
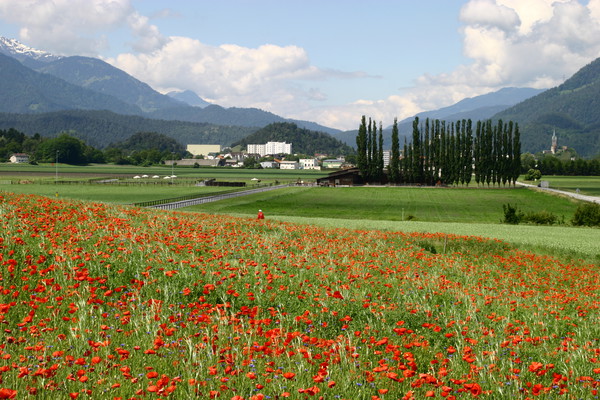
36 56 185 112
0 52 141 115
492 58 600 157
166 90 211 108
332 87 546 149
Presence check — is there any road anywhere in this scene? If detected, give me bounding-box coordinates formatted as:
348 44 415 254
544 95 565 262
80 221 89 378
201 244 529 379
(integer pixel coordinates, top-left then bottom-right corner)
516 181 600 204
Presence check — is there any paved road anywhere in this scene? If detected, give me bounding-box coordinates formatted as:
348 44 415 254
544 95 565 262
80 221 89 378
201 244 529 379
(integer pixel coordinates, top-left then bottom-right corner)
516 181 600 204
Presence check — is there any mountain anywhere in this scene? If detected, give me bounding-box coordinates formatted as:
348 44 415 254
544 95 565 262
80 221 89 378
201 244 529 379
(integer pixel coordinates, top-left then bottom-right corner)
0 52 142 115
36 56 185 112
331 87 545 149
166 90 211 108
407 87 545 122
0 109 257 149
493 57 600 157
0 36 62 68
231 122 353 155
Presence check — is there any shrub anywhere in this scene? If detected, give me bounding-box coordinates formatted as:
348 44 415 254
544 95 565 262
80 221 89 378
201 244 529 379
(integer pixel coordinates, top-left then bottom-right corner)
522 210 558 225
571 203 600 226
502 203 522 224
524 168 542 181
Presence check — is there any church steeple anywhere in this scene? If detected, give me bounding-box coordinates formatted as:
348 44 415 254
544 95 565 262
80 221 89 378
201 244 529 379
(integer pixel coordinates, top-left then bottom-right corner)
551 129 557 154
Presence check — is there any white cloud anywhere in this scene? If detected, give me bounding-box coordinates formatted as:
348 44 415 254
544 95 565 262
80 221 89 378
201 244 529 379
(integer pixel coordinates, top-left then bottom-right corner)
108 36 364 117
0 0 162 56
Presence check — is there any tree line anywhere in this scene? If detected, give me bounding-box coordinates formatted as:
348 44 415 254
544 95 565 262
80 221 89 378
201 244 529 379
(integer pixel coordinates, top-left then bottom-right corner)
356 116 521 186
0 128 186 166
521 152 600 176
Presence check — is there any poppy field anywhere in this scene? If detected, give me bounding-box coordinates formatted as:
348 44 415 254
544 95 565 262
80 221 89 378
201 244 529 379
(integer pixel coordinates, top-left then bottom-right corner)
0 192 599 399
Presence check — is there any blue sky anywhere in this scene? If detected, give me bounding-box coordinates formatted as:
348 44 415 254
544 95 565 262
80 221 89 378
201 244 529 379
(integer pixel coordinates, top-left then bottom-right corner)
1 0 600 130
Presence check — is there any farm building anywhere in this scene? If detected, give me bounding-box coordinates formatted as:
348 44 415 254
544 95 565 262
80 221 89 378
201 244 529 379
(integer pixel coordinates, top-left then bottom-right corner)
317 168 363 186
9 153 29 163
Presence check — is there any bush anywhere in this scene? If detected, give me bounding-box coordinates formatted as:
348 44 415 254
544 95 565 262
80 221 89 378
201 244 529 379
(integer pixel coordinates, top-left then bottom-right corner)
502 203 522 224
571 203 600 226
522 210 558 225
524 168 542 181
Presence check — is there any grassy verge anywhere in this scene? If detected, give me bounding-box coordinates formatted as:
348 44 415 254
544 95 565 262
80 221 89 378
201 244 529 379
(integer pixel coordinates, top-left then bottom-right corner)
265 215 600 264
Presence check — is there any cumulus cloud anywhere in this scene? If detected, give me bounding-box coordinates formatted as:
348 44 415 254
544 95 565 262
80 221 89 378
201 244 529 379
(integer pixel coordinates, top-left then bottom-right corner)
0 0 164 56
255 0 600 130
314 0 600 130
109 36 364 115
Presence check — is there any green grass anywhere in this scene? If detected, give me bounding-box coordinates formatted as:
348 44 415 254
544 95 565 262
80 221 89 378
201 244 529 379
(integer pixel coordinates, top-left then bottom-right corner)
532 175 600 196
186 186 582 224
0 163 327 203
0 183 241 204
0 162 327 183
265 215 600 263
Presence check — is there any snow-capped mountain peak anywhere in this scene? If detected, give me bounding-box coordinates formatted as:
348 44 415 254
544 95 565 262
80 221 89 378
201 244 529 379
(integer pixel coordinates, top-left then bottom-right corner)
0 37 62 63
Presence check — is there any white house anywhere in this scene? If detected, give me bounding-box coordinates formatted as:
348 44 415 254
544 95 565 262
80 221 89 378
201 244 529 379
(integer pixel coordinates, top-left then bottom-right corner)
322 159 345 169
299 158 320 170
279 160 299 170
260 161 278 169
248 141 292 157
9 153 29 163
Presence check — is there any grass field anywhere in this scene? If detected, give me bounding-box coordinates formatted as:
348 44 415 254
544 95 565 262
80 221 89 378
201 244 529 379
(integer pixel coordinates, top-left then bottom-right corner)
265 215 600 263
0 183 241 204
0 162 327 183
533 175 600 196
187 186 583 224
1 164 598 262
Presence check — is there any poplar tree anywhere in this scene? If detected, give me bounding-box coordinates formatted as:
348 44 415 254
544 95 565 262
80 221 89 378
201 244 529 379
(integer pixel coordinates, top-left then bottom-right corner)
412 117 423 184
377 122 384 182
389 118 400 183
511 123 521 185
356 116 367 175
474 120 482 186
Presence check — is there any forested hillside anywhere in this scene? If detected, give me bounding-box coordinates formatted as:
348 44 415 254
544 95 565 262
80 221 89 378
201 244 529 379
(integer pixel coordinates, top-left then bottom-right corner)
493 58 600 157
0 53 141 115
36 56 184 112
231 122 353 155
0 110 256 149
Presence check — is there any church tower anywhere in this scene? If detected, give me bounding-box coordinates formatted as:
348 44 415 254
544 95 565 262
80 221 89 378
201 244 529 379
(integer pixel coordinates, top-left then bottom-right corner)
551 130 557 154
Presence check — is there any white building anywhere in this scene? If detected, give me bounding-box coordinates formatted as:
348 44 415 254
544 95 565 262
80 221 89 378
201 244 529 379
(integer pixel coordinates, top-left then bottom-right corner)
9 153 29 163
260 161 278 169
383 150 391 168
279 160 299 170
187 144 221 157
299 158 320 170
247 141 292 157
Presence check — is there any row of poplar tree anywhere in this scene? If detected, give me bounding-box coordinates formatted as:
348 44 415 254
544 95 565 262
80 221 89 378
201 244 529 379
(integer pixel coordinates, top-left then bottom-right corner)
356 116 521 186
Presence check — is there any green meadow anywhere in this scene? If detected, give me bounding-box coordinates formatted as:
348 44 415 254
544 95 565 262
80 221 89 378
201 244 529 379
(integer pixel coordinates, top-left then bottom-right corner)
187 186 581 224
1 164 598 262
532 175 600 196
